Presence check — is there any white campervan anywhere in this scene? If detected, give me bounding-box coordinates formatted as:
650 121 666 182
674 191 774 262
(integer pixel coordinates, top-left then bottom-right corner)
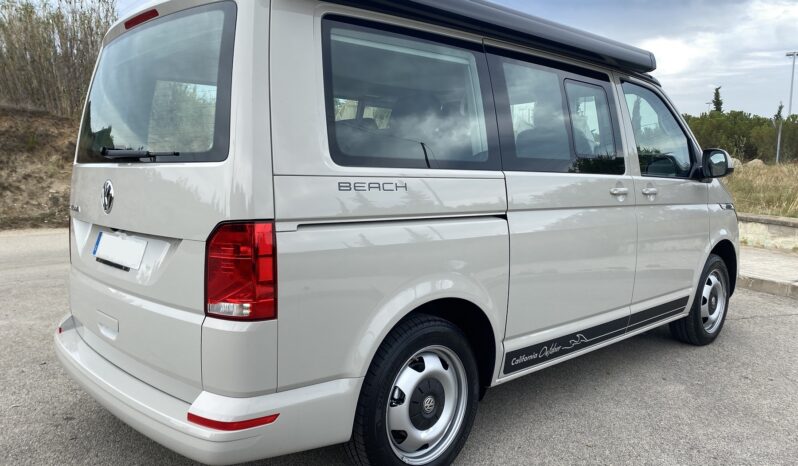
55 1 739 465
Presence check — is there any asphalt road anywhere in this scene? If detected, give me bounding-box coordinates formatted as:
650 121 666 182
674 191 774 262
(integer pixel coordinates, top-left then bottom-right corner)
2 228 797 465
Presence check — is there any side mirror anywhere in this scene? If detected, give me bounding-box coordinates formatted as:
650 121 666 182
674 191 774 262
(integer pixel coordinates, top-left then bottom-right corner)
702 148 734 178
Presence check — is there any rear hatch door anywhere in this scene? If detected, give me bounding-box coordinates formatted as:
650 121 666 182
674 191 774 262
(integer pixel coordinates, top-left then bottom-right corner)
69 2 241 402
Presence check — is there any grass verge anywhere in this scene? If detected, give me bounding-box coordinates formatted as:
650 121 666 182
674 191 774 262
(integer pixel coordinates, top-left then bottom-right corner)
723 163 798 218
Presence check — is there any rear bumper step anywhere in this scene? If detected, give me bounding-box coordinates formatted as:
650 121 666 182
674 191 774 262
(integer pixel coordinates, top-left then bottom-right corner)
54 314 362 465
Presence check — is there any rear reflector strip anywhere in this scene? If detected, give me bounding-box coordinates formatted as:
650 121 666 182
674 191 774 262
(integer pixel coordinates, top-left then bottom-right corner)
124 9 158 29
187 412 279 431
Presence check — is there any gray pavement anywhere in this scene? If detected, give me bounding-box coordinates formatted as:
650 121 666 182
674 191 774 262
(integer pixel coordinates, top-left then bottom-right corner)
740 246 798 299
1 228 797 465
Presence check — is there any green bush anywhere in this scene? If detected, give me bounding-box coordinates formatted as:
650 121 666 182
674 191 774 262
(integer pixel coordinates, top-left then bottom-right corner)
684 111 798 163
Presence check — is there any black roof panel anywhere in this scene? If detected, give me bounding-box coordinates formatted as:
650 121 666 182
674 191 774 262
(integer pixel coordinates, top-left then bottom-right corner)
324 0 657 74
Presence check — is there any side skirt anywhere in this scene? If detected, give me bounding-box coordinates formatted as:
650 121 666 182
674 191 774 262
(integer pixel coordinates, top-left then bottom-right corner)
497 296 689 383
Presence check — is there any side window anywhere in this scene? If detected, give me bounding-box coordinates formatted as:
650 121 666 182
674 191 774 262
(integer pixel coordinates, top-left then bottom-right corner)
493 54 623 174
322 17 497 170
502 59 571 165
621 82 692 178
564 80 615 158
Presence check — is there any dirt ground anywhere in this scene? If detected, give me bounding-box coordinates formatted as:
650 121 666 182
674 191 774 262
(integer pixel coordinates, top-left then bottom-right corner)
0 106 76 229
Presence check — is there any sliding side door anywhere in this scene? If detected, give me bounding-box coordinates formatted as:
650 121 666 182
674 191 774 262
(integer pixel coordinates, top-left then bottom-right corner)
487 46 637 378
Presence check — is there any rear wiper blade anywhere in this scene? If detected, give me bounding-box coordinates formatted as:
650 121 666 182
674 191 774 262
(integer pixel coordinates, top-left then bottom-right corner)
100 147 180 160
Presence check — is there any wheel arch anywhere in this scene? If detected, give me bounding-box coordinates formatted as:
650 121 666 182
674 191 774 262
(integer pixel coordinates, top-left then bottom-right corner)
403 298 498 399
711 239 737 295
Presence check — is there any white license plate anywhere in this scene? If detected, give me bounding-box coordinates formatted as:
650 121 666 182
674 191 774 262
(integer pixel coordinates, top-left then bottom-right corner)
92 232 147 271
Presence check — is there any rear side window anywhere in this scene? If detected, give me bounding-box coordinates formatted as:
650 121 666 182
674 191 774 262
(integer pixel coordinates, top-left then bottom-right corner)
502 60 571 163
564 81 615 158
77 2 236 163
490 52 624 175
621 82 692 178
322 17 499 170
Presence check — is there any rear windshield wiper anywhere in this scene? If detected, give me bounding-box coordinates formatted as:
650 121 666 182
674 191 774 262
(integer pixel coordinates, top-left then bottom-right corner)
101 147 181 161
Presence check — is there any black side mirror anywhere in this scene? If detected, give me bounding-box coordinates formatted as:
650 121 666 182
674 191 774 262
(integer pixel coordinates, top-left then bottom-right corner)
702 148 734 178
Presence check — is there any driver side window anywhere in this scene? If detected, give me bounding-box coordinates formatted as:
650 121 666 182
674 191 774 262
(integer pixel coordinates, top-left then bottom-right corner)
621 82 692 178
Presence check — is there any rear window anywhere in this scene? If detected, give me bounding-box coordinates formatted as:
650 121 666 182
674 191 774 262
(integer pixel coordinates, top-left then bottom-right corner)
77 2 236 163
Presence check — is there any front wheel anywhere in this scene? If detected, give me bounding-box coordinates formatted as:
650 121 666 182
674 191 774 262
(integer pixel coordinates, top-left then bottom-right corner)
670 254 731 345
346 314 479 465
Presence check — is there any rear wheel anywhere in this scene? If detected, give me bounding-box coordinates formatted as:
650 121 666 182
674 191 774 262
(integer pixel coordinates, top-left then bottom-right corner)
670 254 730 345
346 314 479 466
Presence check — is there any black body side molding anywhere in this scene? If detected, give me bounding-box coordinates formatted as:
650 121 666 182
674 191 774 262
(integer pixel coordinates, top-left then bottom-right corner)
503 297 689 375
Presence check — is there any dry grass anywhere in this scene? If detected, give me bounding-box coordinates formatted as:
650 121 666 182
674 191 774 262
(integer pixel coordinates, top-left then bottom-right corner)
723 163 798 218
0 0 114 228
0 107 75 229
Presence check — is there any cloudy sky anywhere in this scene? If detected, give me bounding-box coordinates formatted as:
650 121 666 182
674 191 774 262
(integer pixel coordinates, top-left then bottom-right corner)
491 0 798 117
118 0 798 117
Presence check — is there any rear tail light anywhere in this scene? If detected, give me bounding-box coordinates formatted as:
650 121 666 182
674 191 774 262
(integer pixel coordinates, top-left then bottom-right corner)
205 222 276 320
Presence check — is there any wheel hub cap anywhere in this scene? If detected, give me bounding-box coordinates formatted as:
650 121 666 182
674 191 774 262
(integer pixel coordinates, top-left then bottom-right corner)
410 378 445 429
386 346 468 465
422 396 436 415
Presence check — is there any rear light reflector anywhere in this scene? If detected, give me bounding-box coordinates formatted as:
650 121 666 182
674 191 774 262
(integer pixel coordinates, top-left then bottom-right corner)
187 412 279 431
205 222 276 320
124 9 158 29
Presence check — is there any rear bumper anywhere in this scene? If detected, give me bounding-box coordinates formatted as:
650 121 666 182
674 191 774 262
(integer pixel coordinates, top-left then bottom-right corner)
54 314 362 465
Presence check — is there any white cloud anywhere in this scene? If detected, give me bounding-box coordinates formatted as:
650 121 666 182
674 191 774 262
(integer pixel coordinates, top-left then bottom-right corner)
639 35 718 76
641 0 798 115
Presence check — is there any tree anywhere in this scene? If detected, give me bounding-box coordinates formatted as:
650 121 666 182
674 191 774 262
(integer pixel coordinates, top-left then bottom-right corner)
683 109 783 162
712 87 723 113
774 102 784 123
0 0 117 119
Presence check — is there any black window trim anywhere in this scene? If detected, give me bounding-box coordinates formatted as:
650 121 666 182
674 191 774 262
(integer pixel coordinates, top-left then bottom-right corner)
486 46 626 175
321 14 502 171
619 78 701 180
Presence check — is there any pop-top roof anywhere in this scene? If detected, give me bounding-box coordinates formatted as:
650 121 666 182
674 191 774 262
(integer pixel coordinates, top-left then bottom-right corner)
325 0 657 74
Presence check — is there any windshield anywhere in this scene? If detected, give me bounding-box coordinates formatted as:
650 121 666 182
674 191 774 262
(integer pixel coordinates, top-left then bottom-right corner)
77 2 236 163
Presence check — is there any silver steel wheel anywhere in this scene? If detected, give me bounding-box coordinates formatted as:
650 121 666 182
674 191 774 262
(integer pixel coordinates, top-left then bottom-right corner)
386 345 468 465
701 270 726 334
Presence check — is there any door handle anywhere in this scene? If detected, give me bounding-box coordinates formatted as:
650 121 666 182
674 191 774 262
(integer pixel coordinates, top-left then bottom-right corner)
609 187 629 196
641 187 658 196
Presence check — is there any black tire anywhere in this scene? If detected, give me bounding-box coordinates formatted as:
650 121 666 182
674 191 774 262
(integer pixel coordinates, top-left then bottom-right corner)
670 254 731 345
345 314 480 466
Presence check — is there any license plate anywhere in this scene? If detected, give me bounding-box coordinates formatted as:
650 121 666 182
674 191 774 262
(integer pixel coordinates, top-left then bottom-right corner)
92 232 147 271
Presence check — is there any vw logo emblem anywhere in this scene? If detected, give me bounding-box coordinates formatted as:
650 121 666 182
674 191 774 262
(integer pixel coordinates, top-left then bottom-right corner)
101 180 114 214
422 395 436 414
